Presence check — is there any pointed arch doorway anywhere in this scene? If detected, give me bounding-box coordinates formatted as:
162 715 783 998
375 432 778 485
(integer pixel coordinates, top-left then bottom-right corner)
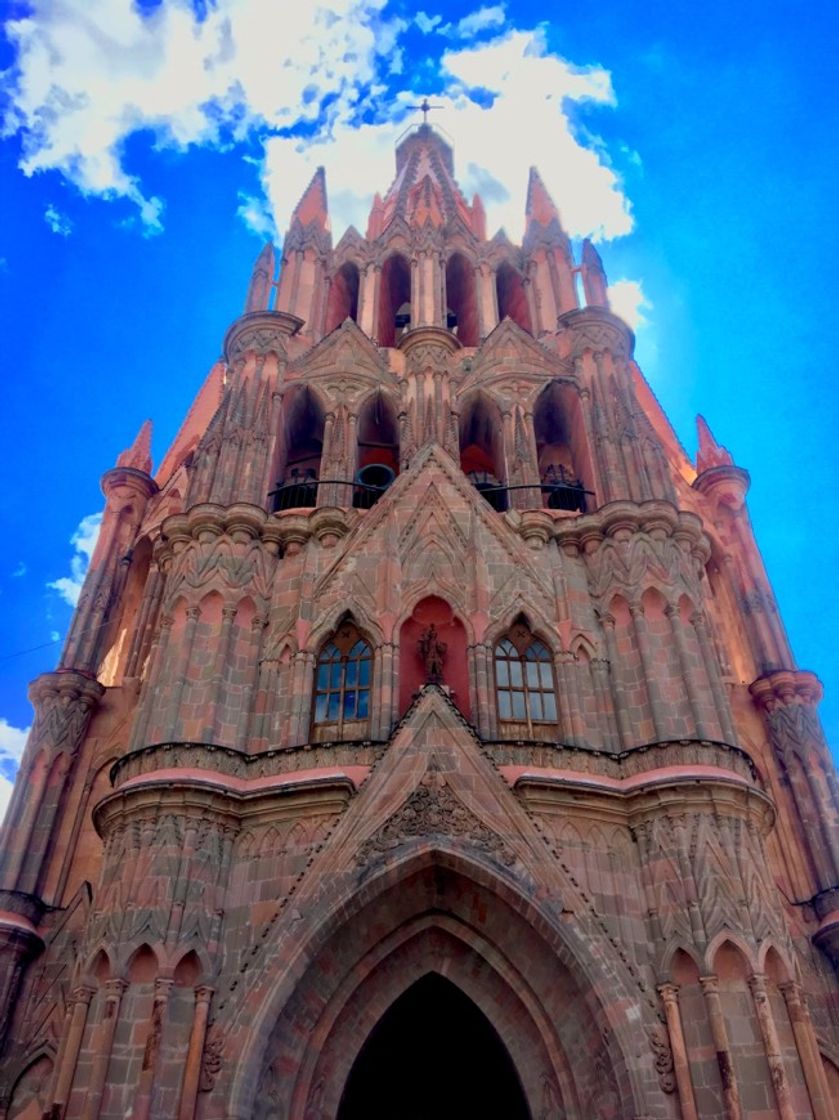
336 973 530 1120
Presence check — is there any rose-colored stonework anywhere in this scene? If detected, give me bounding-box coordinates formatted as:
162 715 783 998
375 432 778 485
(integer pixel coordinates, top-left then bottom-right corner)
0 124 837 1119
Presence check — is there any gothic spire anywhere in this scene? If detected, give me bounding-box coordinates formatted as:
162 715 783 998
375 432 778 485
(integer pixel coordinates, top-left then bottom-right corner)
581 239 609 309
290 166 330 233
245 242 276 313
696 415 734 472
525 166 563 230
116 419 153 474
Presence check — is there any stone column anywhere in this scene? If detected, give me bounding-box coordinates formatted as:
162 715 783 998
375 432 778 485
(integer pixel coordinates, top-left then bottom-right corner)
124 565 163 680
666 602 711 739
50 984 95 1118
131 977 174 1120
204 605 237 741
591 657 620 751
81 978 128 1120
130 614 173 750
629 601 667 740
658 984 699 1120
238 616 267 748
600 614 633 748
692 611 737 743
2 671 104 895
167 605 201 740
747 973 795 1120
779 981 832 1120
177 986 214 1120
699 975 742 1120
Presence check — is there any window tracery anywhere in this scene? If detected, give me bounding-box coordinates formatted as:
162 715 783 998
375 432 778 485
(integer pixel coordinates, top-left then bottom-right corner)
494 619 557 729
312 620 372 739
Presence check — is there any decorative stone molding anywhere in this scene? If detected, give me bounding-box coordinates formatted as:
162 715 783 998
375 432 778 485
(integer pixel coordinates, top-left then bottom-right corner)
27 670 105 760
556 306 634 360
692 463 751 511
358 772 516 867
111 741 386 788
223 310 304 362
100 464 158 504
398 324 462 373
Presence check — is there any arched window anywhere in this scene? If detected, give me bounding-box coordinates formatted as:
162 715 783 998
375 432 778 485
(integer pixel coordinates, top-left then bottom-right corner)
459 393 507 511
325 261 361 333
354 392 399 509
494 619 557 728
445 251 479 346
496 261 532 334
312 620 372 739
271 386 325 511
378 253 411 347
533 381 593 512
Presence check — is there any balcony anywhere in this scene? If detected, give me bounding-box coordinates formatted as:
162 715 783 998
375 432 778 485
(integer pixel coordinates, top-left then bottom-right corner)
269 466 396 513
467 467 594 515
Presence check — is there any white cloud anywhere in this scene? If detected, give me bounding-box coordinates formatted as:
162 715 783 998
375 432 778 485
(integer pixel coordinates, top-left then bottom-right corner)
3 0 403 231
47 512 102 608
608 279 652 330
415 12 442 34
11 562 26 578
0 778 14 825
259 28 630 244
455 6 506 38
236 191 277 241
4 6 631 245
44 203 72 236
0 718 30 823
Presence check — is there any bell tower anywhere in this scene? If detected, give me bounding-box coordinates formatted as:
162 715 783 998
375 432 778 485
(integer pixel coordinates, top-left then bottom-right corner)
1 123 838 1120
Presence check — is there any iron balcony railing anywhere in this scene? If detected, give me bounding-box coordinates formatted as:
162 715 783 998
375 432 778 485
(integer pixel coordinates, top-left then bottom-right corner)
467 469 593 514
269 476 392 512
269 469 593 515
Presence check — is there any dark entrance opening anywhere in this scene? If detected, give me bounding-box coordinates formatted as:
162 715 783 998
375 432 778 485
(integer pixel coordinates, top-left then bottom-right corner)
336 973 531 1120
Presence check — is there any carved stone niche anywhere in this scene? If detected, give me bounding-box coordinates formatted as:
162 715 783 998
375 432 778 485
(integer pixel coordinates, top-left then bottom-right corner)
223 310 305 362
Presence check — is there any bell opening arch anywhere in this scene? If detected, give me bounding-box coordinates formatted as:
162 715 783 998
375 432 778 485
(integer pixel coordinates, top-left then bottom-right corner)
225 848 646 1120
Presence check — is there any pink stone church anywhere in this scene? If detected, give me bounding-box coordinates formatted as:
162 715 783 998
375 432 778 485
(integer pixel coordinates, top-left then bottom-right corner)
1 123 837 1119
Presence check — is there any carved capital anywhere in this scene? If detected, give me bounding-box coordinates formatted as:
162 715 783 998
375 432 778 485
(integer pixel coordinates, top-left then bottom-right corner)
27 670 104 759
223 310 303 362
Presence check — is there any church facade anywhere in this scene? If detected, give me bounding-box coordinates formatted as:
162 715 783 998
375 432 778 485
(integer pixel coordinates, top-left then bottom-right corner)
0 123 838 1119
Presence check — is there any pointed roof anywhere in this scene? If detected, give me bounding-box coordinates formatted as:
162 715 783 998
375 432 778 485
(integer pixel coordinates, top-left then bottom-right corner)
525 166 562 228
696 415 734 472
290 166 330 232
116 419 152 474
371 124 478 237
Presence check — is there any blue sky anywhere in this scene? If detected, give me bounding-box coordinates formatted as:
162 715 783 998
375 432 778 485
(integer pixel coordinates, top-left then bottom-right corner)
0 0 837 807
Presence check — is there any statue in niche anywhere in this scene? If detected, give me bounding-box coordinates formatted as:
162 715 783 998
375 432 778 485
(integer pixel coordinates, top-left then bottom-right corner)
418 624 447 683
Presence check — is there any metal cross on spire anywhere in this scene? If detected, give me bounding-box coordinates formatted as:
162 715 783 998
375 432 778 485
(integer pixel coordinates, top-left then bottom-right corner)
408 97 444 125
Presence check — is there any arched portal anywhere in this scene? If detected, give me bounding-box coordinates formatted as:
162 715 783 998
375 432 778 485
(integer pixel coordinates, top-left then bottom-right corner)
234 852 639 1120
337 973 530 1120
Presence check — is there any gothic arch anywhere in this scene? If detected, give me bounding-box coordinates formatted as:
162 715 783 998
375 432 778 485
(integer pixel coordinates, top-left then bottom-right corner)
224 847 653 1120
307 606 385 655
458 390 507 510
533 379 594 510
485 604 559 655
445 250 479 346
377 252 412 347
